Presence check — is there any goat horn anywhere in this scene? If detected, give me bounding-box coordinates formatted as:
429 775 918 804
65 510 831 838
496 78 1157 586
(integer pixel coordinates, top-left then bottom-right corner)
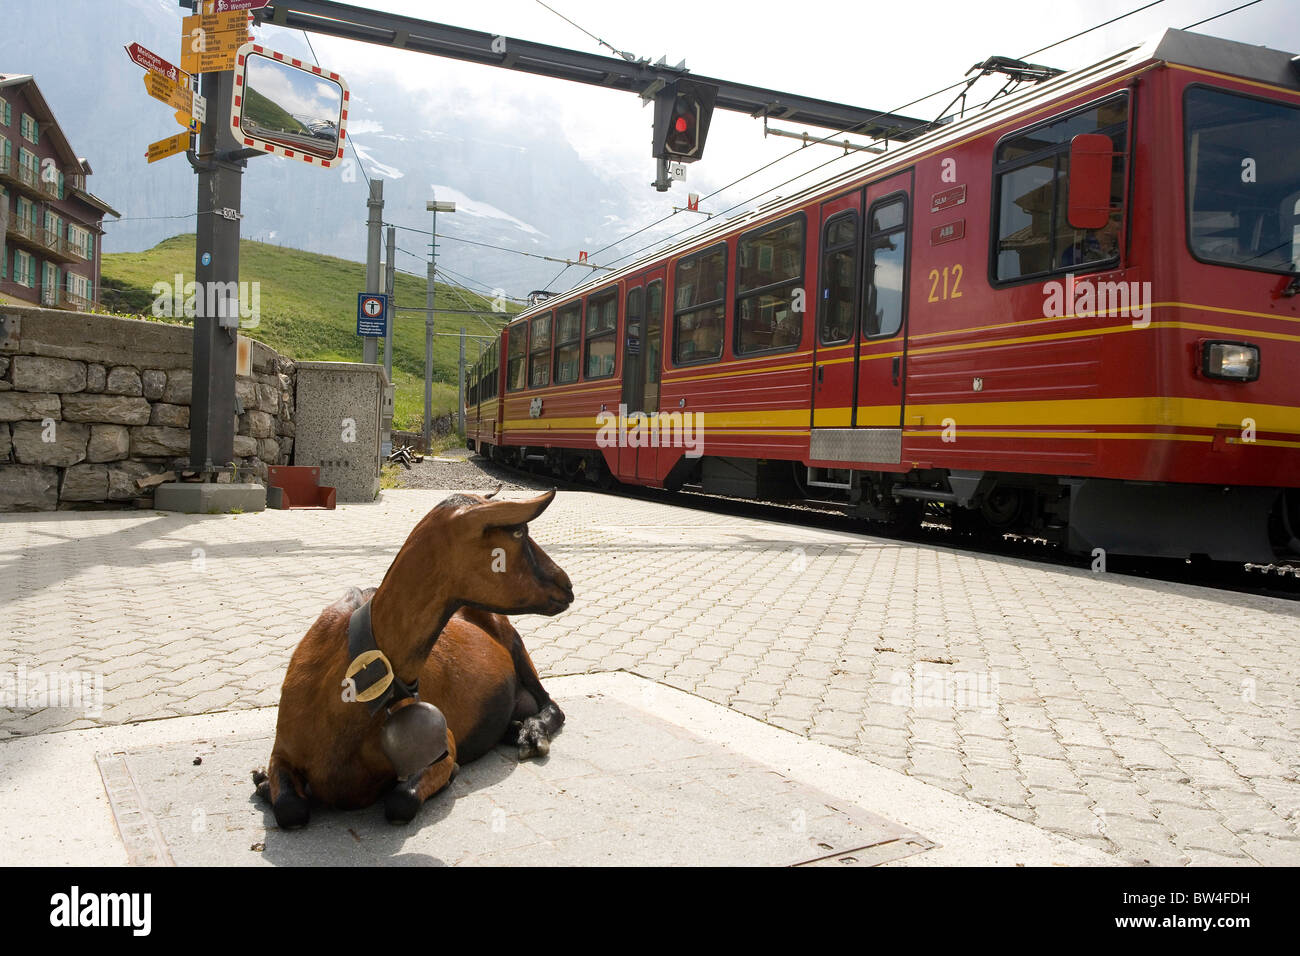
484 484 502 500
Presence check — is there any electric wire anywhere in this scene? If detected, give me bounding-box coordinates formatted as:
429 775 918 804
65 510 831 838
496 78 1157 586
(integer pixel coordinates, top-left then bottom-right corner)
532 0 641 61
557 0 1234 288
1182 0 1264 30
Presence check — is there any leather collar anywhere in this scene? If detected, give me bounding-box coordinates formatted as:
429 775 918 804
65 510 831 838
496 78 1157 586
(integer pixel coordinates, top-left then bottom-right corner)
346 600 420 716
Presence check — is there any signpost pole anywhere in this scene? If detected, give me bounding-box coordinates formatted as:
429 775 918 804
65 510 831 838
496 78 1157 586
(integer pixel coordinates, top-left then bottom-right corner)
189 66 242 474
363 179 383 365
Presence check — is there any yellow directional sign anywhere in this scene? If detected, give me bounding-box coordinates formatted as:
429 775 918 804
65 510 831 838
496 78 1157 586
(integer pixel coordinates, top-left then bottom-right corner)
181 13 251 74
174 110 201 134
143 71 193 113
181 45 241 75
146 131 190 164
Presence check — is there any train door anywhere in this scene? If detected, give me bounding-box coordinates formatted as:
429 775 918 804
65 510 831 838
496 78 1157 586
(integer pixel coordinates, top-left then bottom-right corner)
853 173 912 461
616 269 665 482
811 190 863 430
810 173 912 465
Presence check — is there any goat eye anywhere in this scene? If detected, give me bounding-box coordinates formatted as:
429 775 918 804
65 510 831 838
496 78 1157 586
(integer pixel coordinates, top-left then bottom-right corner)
512 527 525 539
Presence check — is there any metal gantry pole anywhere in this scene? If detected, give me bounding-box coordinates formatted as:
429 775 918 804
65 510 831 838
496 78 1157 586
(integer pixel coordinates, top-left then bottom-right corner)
363 178 383 365
383 222 395 380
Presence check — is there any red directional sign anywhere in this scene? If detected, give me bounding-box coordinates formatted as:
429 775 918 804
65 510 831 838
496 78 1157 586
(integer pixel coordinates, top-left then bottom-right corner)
206 0 270 11
125 43 183 84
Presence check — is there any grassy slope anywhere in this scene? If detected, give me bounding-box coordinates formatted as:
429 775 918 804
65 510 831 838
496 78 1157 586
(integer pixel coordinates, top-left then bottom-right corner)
99 234 512 431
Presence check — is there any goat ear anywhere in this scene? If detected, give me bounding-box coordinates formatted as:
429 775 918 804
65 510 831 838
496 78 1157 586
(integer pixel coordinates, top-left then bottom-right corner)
464 489 556 533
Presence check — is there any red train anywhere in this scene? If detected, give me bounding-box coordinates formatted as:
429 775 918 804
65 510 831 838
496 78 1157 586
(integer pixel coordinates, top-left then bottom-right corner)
466 28 1300 563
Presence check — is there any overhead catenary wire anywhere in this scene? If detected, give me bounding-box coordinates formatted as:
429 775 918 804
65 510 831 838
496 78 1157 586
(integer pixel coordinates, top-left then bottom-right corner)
1182 0 1264 30
303 30 371 186
532 0 641 62
556 0 1238 289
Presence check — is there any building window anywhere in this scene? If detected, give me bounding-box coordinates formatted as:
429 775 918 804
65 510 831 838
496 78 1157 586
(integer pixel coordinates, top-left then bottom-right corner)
1 101 10 126
13 250 35 288
672 243 726 365
66 271 91 305
528 312 551 388
991 93 1128 283
735 214 805 355
584 288 617 379
553 302 581 384
20 113 38 144
505 322 527 392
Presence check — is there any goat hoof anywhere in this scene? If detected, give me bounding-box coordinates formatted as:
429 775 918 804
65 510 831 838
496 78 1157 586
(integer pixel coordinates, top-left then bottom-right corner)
272 794 311 830
384 785 422 824
517 719 551 760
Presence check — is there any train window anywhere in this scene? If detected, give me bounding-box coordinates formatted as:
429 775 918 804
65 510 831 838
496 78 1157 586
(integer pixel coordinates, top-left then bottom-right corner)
819 212 859 345
735 215 805 355
584 288 618 379
1185 86 1300 275
864 196 909 339
645 279 664 413
528 313 552 388
554 303 582 385
673 243 727 365
992 93 1128 283
505 323 528 392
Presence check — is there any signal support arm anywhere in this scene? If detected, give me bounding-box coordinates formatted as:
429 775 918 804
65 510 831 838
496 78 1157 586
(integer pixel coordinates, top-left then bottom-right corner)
254 0 938 141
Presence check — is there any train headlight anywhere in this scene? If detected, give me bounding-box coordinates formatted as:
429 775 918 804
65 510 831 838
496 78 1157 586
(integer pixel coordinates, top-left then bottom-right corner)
1201 341 1259 382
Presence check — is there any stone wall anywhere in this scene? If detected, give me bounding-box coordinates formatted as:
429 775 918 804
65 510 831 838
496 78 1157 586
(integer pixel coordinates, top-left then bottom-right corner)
0 305 295 511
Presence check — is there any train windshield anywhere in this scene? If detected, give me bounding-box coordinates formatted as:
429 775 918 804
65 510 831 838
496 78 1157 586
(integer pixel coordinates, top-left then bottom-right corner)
1186 86 1300 274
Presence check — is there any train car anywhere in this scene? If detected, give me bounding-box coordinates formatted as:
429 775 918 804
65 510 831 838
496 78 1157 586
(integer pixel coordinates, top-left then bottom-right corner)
466 28 1300 562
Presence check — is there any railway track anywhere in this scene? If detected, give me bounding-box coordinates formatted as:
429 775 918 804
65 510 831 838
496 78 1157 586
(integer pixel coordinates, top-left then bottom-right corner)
471 454 1300 602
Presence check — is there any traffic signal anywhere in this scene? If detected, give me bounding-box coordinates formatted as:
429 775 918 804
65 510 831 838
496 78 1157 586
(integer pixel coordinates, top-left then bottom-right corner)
653 80 717 163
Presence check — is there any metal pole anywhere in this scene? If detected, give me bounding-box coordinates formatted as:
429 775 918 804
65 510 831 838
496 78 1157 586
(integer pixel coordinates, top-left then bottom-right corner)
457 326 465 434
363 178 383 365
383 223 395 380
189 67 242 474
423 203 437 452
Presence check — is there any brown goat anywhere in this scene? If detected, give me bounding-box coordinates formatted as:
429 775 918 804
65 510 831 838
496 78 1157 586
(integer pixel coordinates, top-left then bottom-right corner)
253 489 573 826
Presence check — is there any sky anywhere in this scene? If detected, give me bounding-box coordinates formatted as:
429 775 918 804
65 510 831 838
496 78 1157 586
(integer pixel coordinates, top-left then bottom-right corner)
264 0 1297 290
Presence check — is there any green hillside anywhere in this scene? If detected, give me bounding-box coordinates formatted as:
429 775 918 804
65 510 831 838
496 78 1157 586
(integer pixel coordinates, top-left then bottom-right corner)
241 86 309 136
99 234 513 431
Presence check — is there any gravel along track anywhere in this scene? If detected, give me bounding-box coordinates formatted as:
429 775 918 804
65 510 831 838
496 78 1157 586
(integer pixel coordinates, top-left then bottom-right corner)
391 449 556 493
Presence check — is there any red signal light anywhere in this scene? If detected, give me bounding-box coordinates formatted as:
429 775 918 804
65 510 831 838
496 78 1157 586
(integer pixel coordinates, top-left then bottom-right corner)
675 117 689 133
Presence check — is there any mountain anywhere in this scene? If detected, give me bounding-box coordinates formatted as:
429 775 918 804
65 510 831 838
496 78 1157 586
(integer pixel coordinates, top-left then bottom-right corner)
0 0 651 296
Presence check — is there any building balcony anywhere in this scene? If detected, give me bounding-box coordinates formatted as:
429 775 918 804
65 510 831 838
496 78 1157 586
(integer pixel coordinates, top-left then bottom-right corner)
0 154 61 201
31 286 93 312
4 216 79 263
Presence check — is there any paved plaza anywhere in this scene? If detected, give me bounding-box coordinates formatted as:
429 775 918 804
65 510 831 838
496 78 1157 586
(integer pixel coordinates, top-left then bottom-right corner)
1 487 1297 865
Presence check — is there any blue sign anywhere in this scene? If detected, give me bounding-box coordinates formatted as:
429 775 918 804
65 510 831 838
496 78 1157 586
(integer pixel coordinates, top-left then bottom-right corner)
357 293 388 337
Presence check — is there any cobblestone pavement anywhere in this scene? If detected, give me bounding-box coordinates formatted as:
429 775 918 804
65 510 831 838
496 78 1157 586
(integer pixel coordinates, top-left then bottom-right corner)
2 488 1297 865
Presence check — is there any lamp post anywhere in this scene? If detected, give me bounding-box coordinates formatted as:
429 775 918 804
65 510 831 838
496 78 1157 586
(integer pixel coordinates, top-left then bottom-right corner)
424 198 455 452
